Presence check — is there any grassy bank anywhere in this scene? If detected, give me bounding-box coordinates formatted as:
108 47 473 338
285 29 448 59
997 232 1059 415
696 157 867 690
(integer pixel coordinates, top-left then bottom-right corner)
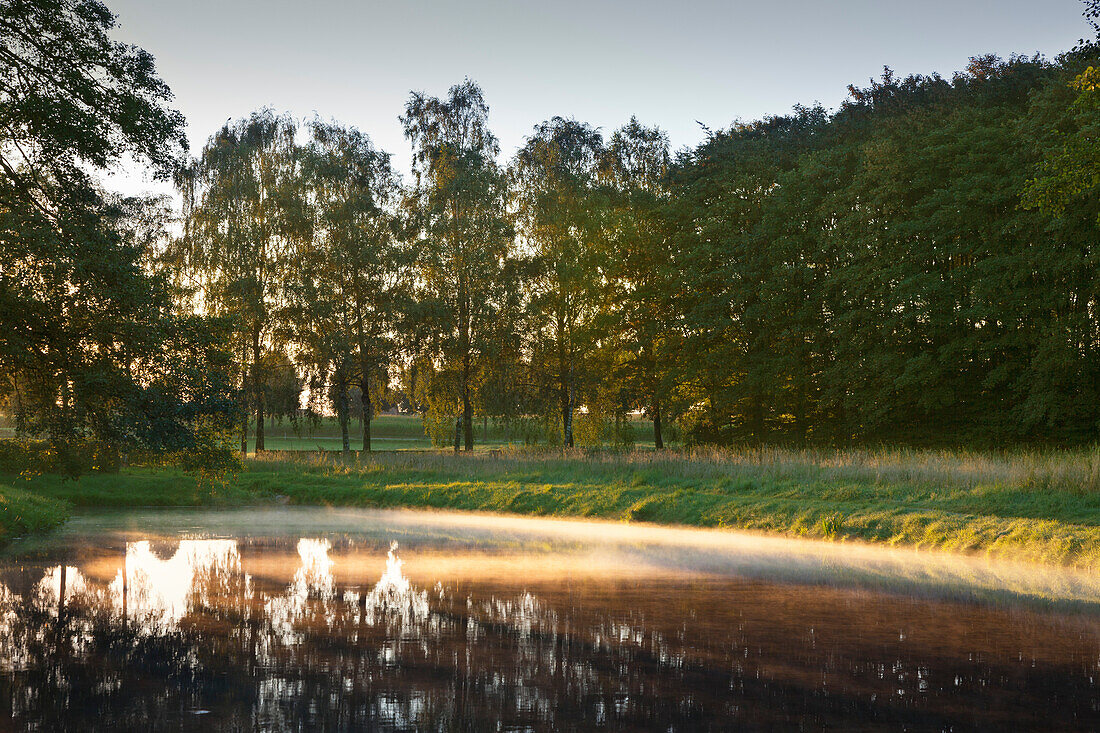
6 446 1100 567
0 480 71 544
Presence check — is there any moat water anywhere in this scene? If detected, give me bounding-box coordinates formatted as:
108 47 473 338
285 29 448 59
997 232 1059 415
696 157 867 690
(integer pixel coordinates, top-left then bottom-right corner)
0 507 1096 730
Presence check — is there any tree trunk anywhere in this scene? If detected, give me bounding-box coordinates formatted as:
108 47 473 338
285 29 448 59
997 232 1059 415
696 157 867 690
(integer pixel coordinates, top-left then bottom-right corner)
453 417 461 453
240 411 248 456
58 563 67 622
794 379 808 444
454 201 473 452
353 303 373 453
559 384 570 447
252 327 265 453
557 313 574 448
360 376 372 452
240 345 249 456
653 399 664 450
463 389 473 452
460 304 473 452
563 389 574 448
336 369 350 455
748 396 764 443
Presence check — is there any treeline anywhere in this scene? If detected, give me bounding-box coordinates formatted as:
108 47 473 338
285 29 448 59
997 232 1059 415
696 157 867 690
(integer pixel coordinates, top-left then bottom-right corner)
5 0 1100 469
170 50 1100 451
672 52 1100 445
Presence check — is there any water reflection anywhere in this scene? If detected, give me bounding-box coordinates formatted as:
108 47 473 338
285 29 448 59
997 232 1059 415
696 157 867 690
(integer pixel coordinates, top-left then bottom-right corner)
0 510 1096 730
110 539 246 630
353 541 430 628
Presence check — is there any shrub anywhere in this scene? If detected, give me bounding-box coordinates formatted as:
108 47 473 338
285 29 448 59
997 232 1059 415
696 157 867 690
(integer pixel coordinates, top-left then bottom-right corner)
0 439 119 477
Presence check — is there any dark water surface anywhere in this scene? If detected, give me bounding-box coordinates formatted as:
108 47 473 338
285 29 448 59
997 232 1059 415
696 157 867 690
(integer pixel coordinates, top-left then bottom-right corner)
0 507 1097 731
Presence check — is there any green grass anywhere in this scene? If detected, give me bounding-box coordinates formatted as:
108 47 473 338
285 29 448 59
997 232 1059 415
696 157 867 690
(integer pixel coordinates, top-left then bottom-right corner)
0 480 70 544
7 445 1100 568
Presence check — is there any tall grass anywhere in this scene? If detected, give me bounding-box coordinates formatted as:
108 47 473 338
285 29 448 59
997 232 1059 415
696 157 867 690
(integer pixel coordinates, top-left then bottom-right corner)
251 444 1100 495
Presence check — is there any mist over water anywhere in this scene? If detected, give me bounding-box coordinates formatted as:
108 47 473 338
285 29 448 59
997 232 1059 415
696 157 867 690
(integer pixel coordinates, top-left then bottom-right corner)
0 507 1097 729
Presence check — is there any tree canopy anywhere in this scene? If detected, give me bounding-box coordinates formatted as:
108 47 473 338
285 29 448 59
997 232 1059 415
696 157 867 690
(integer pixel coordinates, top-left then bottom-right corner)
0 0 234 473
8 0 1100 459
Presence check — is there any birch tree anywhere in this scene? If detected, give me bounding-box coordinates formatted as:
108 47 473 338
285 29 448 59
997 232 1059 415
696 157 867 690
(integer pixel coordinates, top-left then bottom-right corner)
292 120 404 452
172 110 306 453
598 118 673 448
512 117 604 447
400 80 511 451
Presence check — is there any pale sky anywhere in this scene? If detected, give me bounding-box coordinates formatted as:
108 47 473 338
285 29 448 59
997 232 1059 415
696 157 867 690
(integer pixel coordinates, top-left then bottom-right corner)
103 0 1090 198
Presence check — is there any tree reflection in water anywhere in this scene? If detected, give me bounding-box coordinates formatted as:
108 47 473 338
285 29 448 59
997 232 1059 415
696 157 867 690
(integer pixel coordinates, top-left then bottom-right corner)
0 536 1096 730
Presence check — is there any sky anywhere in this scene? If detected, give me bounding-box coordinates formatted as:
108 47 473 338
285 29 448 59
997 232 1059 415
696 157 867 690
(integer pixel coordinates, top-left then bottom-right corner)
103 0 1090 198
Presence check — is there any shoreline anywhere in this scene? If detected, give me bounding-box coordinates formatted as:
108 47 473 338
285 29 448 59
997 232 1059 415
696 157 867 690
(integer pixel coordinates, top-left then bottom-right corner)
4 447 1100 569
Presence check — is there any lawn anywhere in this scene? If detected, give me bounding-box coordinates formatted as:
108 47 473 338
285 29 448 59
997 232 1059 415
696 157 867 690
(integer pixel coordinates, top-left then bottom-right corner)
7 445 1100 569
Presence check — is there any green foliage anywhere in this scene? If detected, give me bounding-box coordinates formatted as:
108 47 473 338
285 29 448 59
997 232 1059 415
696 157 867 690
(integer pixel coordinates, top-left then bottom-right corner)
158 48 1100 453
13 0 1100 472
597 118 676 449
173 423 242 491
669 53 1100 446
820 513 844 538
572 411 605 448
0 0 186 180
0 441 50 475
422 407 459 448
0 440 97 476
264 352 304 424
289 119 405 453
1023 57 1100 222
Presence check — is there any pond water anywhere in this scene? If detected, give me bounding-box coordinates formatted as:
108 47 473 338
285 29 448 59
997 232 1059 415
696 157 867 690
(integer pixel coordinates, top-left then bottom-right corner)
0 507 1097 730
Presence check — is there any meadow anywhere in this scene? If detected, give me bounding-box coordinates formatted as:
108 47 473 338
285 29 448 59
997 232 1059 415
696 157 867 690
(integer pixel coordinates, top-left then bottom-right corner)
7 444 1100 569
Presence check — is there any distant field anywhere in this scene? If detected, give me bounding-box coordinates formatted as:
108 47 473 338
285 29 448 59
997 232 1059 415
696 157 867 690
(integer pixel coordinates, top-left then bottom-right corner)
253 414 429 452
246 414 662 452
0 413 663 452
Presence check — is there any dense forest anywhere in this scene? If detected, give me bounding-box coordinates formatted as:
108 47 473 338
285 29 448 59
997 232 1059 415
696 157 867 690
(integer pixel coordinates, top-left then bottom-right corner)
4 0 1100 471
